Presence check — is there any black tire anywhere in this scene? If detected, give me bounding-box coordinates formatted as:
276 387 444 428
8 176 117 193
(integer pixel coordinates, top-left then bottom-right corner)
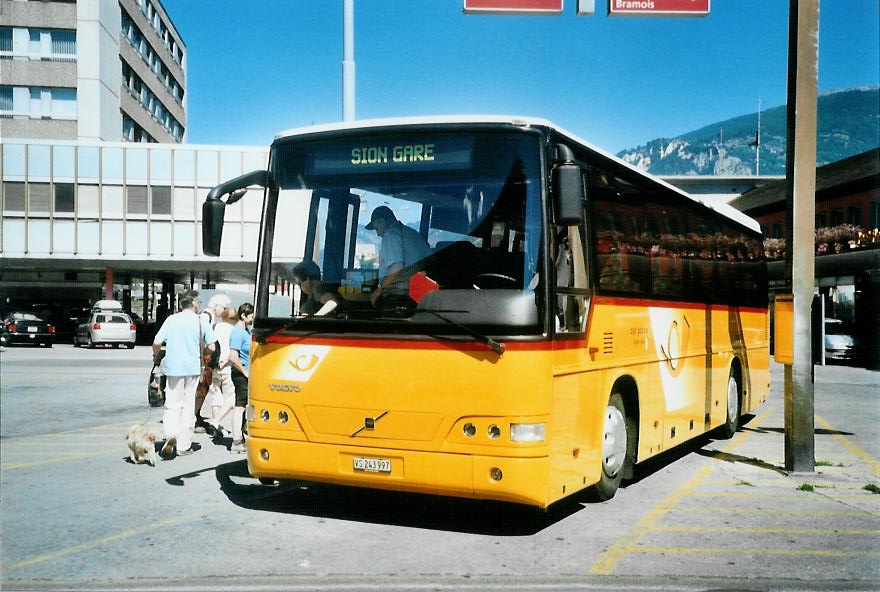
592 392 637 501
258 477 276 486
87 335 95 349
719 369 741 439
127 343 135 349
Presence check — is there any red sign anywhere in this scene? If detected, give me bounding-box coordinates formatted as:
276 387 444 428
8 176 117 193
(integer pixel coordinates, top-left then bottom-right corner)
463 0 564 14
608 0 709 16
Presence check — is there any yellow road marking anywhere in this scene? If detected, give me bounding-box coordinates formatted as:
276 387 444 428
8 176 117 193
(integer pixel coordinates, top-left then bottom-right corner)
589 464 713 575
6 512 201 572
692 491 834 498
703 479 869 489
1 451 107 470
632 546 880 558
671 506 871 517
588 403 773 575
653 525 880 535
815 413 880 478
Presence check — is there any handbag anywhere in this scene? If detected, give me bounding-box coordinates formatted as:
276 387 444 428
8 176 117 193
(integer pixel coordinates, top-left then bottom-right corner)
148 363 166 407
195 313 213 412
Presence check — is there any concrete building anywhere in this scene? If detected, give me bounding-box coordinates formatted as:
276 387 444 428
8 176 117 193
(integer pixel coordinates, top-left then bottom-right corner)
730 148 880 369
0 139 272 338
1 0 186 143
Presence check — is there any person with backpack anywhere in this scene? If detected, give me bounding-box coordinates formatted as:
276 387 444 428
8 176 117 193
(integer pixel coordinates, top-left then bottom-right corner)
152 290 215 459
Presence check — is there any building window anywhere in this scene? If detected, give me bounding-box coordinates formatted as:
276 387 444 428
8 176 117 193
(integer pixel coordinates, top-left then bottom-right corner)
3 182 26 211
0 86 11 112
0 26 76 62
830 209 844 226
771 222 782 239
0 85 76 120
815 211 826 228
126 185 148 215
122 114 156 143
54 183 75 213
0 27 12 53
870 201 880 231
151 186 171 215
29 183 51 213
847 205 862 227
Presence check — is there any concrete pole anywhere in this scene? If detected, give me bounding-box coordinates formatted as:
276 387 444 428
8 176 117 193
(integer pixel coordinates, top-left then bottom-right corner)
783 0 818 473
343 0 355 122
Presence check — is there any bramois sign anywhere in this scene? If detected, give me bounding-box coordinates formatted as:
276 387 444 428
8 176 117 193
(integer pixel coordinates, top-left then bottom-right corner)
608 0 710 17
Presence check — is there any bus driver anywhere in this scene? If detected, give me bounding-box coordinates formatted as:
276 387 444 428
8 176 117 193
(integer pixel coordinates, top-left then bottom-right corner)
366 205 430 314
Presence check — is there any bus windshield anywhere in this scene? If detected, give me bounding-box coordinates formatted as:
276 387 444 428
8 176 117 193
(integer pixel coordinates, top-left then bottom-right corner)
268 128 545 335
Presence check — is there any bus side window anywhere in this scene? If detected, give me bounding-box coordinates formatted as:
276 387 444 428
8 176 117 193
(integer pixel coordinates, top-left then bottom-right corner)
554 225 589 335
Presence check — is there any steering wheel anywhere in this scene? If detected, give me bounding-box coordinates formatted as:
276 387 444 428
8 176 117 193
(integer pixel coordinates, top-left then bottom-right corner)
471 273 518 289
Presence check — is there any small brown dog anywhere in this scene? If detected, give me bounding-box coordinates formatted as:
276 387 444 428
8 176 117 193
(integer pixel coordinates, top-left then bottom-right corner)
126 424 159 466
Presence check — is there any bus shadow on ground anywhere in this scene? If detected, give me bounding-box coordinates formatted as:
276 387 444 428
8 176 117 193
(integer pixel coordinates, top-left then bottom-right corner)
212 460 586 535
745 426 855 436
622 414 771 486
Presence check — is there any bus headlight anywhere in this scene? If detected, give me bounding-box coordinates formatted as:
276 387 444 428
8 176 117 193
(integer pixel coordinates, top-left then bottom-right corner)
260 409 270 422
510 423 545 442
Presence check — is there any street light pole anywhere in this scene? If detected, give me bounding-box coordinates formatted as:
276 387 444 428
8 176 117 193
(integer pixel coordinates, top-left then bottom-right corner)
343 0 355 122
783 0 819 473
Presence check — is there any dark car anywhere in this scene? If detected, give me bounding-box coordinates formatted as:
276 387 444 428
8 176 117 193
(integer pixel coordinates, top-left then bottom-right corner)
0 312 55 347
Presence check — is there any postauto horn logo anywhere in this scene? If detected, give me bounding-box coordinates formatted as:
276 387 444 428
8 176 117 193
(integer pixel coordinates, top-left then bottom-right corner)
280 345 331 382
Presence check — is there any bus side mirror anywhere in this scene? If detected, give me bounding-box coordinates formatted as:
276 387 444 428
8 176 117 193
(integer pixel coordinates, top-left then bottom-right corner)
202 169 270 257
202 199 227 256
552 163 586 226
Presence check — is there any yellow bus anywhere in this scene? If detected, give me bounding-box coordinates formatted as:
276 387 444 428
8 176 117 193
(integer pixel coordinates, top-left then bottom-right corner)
203 116 769 507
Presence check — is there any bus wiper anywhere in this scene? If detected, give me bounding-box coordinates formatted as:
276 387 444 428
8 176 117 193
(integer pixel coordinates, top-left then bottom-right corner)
418 309 505 356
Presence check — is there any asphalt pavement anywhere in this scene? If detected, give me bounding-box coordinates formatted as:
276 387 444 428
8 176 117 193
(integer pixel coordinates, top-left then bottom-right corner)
0 345 878 591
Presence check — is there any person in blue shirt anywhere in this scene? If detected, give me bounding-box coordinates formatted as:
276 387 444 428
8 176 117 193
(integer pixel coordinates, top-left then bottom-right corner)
227 302 253 454
152 290 215 459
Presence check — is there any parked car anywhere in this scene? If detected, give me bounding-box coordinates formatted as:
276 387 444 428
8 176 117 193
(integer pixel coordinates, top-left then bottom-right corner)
824 318 860 362
0 312 55 347
74 309 136 349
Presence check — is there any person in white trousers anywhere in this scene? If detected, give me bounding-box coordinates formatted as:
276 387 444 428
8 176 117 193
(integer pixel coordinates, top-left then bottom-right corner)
152 290 215 458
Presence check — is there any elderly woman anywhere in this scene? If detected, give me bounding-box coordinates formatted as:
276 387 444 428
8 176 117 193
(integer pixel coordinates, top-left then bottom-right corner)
292 260 340 316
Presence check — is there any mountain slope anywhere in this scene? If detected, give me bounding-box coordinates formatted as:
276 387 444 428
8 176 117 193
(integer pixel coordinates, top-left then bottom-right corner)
617 87 880 175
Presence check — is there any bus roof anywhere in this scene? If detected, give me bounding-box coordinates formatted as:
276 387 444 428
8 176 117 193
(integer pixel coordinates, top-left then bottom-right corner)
273 115 761 234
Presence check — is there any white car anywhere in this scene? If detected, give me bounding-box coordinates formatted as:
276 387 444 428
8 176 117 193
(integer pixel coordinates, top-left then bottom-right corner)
75 310 136 348
824 318 860 362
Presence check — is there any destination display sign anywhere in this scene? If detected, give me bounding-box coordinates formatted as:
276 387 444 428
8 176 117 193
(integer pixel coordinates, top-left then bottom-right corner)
608 0 709 17
463 0 563 14
307 136 474 176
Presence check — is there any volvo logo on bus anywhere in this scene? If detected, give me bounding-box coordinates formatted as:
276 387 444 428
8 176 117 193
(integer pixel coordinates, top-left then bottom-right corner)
268 383 302 393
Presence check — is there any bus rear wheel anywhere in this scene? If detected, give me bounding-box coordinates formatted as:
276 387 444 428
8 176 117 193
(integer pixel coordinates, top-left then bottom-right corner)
719 369 741 440
593 392 636 501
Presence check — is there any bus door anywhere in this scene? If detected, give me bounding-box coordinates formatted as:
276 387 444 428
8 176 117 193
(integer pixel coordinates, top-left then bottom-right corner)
304 190 361 288
550 222 599 489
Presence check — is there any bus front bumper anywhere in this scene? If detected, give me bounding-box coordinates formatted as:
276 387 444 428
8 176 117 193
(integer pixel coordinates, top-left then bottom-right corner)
245 436 551 507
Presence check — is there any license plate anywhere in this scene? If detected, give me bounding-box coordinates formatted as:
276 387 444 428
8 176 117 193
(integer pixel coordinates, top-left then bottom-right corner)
353 456 391 473
27 327 37 333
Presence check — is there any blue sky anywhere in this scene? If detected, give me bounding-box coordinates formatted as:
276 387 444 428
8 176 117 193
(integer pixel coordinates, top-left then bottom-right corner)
164 1 879 154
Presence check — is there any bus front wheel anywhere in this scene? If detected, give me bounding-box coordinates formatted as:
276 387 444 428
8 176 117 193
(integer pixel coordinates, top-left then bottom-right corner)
719 369 741 440
593 392 636 501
